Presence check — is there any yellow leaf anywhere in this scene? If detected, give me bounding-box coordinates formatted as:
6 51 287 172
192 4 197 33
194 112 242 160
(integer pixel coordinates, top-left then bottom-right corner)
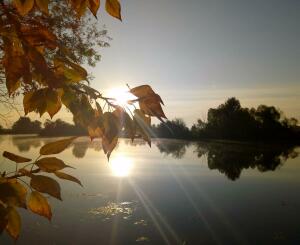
0 181 27 208
88 0 100 17
5 207 21 240
40 137 76 155
35 0 49 14
54 171 82 186
28 191 52 220
2 151 31 163
45 89 62 118
13 0 34 16
30 175 62 200
105 0 122 21
36 157 73 173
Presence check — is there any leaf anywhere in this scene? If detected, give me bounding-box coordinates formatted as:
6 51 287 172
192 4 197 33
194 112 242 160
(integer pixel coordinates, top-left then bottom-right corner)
30 175 62 200
139 94 167 119
13 0 35 16
36 157 73 173
40 137 76 155
102 136 118 160
2 151 31 163
0 204 8 235
35 0 49 14
130 85 156 99
0 181 27 208
28 191 52 220
70 0 89 17
5 207 21 240
105 0 122 21
54 171 82 187
88 0 100 17
133 109 151 146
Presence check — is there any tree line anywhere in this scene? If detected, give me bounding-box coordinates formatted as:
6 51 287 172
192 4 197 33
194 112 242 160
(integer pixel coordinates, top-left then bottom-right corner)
1 97 299 142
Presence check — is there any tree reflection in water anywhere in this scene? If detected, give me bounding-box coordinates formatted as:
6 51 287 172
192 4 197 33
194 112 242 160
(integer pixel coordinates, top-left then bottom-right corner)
156 140 299 181
10 136 299 181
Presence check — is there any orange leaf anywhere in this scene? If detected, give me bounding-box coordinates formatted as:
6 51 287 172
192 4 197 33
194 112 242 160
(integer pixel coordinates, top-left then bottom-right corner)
0 181 27 208
88 0 100 17
35 0 49 14
105 0 122 21
13 0 34 16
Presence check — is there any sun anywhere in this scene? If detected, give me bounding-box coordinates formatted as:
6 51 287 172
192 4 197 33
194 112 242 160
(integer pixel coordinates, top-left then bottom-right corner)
106 87 136 107
110 155 134 177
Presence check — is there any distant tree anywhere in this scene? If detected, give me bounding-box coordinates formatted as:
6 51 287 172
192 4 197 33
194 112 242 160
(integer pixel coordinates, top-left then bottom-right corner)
152 118 191 139
40 119 86 136
11 117 42 134
192 97 299 141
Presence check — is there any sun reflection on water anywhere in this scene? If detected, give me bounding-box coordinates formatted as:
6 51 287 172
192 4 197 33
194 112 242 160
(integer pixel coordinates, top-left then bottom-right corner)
110 155 133 177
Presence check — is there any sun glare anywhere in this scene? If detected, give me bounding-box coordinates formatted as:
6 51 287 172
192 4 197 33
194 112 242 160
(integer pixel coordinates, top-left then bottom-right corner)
110 155 133 177
107 87 136 107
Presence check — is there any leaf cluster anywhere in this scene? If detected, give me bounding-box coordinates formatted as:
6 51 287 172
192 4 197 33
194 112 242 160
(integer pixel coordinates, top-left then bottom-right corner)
0 137 81 240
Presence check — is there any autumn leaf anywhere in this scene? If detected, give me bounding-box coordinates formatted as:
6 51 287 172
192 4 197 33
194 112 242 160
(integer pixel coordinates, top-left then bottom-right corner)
5 207 21 240
30 175 62 200
40 137 76 155
0 181 27 208
88 0 100 17
36 157 73 173
2 151 31 163
133 109 151 146
102 136 118 160
54 171 82 186
28 191 52 220
35 0 49 15
70 0 89 17
0 204 8 235
106 0 122 21
13 0 35 16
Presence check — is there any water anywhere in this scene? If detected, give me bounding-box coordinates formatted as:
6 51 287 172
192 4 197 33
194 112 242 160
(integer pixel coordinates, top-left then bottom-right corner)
0 135 300 244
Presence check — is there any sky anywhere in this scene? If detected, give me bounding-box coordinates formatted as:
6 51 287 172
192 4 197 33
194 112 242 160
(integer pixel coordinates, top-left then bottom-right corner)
87 0 300 126
5 0 300 126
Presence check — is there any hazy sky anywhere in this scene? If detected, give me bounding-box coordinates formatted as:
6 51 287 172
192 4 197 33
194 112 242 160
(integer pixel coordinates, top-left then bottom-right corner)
6 0 300 126
85 0 300 126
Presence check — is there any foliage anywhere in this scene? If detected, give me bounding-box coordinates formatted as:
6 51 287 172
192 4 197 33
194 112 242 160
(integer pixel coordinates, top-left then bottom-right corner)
0 137 80 239
191 97 299 141
0 0 167 241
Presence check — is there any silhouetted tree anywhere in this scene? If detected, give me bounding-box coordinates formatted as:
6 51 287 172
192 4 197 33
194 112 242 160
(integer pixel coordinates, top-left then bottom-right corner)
152 118 191 139
40 119 86 136
192 98 299 141
11 117 42 134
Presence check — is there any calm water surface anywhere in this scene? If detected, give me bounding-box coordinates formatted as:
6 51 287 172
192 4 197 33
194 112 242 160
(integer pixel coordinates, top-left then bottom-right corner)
0 135 300 244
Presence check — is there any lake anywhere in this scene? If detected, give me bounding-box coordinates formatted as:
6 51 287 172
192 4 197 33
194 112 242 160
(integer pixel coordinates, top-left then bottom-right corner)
0 135 300 244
